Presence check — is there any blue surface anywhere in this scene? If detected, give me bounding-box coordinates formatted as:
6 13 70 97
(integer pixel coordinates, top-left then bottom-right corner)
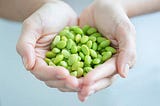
0 2 160 106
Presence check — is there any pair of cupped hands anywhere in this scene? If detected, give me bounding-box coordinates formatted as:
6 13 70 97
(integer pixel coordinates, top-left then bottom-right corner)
16 0 136 102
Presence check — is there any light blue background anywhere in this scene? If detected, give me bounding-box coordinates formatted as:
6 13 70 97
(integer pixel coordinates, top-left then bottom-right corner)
0 1 160 106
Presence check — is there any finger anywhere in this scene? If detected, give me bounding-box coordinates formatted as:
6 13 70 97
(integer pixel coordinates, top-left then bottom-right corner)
31 58 70 81
16 21 41 70
78 76 116 102
58 88 76 92
115 20 136 78
79 5 94 27
83 57 117 86
45 80 66 88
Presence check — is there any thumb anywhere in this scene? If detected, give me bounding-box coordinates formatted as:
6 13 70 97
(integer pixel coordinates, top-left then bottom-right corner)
116 21 136 78
16 21 40 70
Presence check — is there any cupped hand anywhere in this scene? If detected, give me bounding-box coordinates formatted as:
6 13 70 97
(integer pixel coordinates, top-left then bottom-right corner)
78 0 136 101
16 1 80 92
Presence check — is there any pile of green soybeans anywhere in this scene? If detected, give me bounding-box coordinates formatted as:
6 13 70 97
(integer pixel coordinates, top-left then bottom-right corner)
44 25 116 78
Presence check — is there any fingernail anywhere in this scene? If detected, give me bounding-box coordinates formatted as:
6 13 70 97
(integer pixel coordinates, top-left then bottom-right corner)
88 90 95 96
23 57 28 69
123 64 129 77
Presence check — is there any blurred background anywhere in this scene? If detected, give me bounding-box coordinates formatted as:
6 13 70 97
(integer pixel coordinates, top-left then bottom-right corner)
0 0 160 106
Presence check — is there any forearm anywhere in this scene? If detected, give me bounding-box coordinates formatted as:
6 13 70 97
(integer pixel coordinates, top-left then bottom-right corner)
121 0 160 17
0 0 60 21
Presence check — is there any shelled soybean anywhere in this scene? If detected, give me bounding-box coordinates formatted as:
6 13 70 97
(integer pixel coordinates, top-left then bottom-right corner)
44 25 116 78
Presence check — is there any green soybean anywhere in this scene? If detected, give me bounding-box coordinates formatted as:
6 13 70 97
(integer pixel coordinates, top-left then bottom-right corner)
46 51 55 58
87 40 92 48
84 55 92 66
90 49 97 58
105 46 117 54
54 54 64 64
66 39 74 49
77 68 84 77
84 67 93 73
75 34 81 43
79 52 85 60
56 41 66 49
97 37 106 43
61 49 70 58
92 42 98 50
52 48 60 54
45 25 117 78
68 54 79 65
70 71 77 77
91 33 102 37
89 36 96 42
70 26 83 34
49 61 55 66
51 35 60 49
44 58 52 65
81 35 89 43
92 58 101 64
59 61 68 68
87 27 97 35
102 51 112 62
71 45 78 54
99 40 110 48
82 25 90 34
81 45 90 55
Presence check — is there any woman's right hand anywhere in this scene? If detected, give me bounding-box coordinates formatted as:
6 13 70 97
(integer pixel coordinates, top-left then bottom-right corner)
16 1 80 92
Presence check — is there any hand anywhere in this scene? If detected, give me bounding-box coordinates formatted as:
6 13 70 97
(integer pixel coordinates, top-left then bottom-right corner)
78 0 136 101
16 1 80 92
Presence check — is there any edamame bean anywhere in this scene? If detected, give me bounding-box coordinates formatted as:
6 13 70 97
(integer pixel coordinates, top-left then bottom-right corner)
66 39 74 49
77 68 83 78
70 71 77 77
84 55 92 66
102 51 112 62
91 33 102 37
75 34 81 43
97 37 106 43
87 40 92 48
70 26 83 34
71 45 78 54
81 35 89 43
84 67 93 73
61 49 70 58
45 25 116 78
87 27 97 35
51 35 60 49
72 61 83 71
54 54 64 64
59 61 68 68
81 45 90 55
90 49 97 58
46 51 56 58
44 58 51 65
82 25 90 34
68 54 79 65
56 41 66 49
105 46 117 54
92 42 98 50
99 40 110 48
52 48 60 54
49 61 55 66
79 52 85 60
89 36 96 42
92 58 101 64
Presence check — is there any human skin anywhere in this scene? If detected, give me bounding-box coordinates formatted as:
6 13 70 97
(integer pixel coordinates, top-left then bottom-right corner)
78 0 160 101
1 0 160 102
